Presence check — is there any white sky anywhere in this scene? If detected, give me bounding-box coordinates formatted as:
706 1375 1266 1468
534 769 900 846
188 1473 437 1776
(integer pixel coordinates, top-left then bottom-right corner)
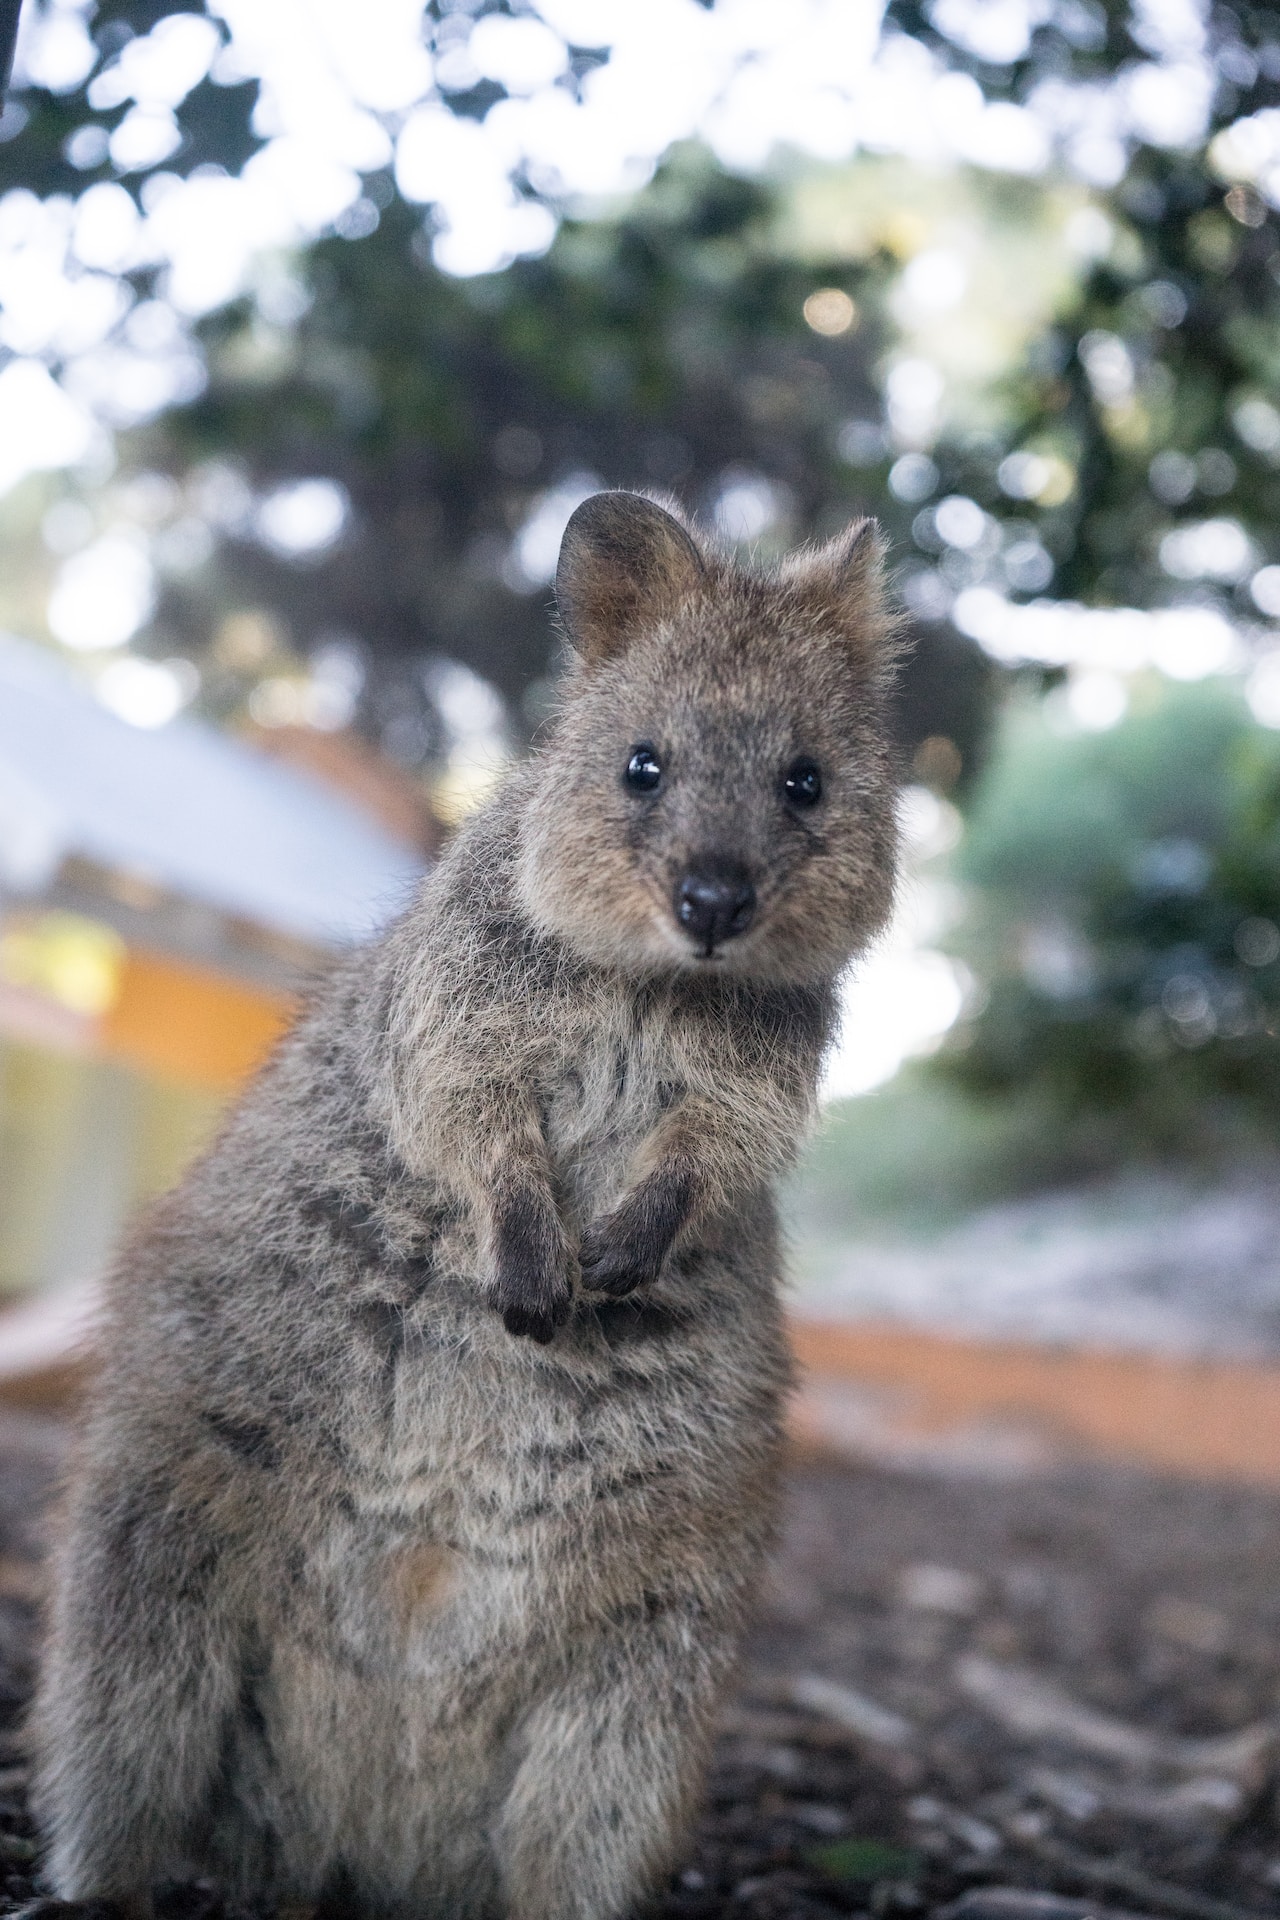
822 786 970 1099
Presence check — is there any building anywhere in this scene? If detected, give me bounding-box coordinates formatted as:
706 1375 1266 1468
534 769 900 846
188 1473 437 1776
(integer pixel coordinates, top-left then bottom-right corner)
0 631 425 1311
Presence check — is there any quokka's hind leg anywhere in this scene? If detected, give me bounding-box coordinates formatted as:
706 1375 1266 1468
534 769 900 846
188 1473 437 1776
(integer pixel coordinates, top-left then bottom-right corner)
493 1602 735 1920
32 1456 243 1910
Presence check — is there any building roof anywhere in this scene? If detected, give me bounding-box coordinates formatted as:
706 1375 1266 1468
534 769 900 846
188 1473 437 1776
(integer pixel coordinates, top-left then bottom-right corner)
0 634 426 949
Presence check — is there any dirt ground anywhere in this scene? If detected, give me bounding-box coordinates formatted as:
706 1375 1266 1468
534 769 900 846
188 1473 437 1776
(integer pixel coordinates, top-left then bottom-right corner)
3 1413 1280 1920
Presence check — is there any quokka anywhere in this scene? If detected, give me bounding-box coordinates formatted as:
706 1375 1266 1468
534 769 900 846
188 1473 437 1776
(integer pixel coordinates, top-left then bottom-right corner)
33 492 902 1920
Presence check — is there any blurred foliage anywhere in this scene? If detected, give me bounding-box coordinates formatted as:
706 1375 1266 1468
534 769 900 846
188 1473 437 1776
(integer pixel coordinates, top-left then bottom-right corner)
940 679 1280 1147
0 0 1276 796
788 1064 1120 1236
888 1 1280 616
166 157 991 769
167 170 841 687
0 2 1001 785
2 0 258 198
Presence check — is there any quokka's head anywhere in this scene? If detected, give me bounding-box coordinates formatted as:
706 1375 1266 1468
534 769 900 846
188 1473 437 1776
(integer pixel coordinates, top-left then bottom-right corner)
515 490 904 988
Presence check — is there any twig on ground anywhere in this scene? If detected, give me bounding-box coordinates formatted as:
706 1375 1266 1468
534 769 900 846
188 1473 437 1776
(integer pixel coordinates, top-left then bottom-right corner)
787 1673 915 1748
957 1657 1276 1787
1007 1822 1275 1920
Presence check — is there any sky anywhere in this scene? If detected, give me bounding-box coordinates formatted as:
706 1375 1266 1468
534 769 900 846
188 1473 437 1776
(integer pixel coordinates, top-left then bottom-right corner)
2 0 1277 1093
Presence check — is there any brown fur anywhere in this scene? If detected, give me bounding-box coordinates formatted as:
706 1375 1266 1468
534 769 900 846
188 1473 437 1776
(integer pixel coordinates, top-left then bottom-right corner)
31 494 901 1920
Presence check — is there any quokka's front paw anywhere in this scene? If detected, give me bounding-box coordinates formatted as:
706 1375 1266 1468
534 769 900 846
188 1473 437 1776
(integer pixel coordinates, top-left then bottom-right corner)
490 1186 575 1343
578 1214 662 1299
493 1260 573 1343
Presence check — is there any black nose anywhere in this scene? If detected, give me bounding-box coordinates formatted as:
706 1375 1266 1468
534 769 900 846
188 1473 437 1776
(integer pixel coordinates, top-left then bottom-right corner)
674 862 757 951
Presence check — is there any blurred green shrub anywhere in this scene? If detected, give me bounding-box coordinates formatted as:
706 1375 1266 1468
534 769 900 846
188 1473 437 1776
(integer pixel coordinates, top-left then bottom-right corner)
940 678 1280 1151
791 1066 1115 1237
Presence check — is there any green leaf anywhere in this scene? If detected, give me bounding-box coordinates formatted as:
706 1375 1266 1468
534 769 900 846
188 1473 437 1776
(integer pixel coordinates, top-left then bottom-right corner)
805 1837 920 1883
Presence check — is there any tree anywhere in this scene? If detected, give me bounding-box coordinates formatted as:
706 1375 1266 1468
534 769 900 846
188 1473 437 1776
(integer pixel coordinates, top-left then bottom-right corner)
1 0 1277 804
1 0 23 93
941 676 1280 1150
147 154 991 786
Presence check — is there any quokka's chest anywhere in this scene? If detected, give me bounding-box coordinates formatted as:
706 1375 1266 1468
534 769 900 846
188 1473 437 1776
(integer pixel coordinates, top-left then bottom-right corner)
538 993 690 1214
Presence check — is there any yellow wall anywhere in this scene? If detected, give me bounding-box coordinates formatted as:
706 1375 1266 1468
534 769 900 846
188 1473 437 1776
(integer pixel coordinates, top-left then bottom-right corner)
100 948 294 1093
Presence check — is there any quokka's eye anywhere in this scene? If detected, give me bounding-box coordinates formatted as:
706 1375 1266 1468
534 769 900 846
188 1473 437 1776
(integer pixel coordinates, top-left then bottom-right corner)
782 758 823 808
625 745 663 793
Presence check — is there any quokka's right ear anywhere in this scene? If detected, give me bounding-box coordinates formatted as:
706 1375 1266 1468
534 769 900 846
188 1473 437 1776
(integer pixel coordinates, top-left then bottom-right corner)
556 491 705 666
781 517 903 685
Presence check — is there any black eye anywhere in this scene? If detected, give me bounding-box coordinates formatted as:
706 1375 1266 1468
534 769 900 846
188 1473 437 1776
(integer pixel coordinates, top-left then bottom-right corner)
783 758 823 808
625 745 663 793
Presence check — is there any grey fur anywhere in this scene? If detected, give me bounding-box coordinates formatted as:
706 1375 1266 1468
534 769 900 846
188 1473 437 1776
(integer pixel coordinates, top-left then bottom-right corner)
32 494 901 1920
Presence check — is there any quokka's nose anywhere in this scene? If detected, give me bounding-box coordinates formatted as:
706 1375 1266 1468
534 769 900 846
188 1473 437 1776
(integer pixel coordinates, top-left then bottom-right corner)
674 862 757 950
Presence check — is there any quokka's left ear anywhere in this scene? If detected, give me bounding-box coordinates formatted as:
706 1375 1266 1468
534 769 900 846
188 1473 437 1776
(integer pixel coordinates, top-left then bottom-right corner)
780 518 903 682
556 491 706 667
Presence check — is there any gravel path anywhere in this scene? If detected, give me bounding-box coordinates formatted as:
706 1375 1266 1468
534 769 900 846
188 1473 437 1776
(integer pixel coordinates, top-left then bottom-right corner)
793 1170 1280 1362
3 1416 1280 1920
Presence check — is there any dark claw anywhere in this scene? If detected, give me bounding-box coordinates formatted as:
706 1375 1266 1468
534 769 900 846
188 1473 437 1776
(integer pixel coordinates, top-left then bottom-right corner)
492 1267 571 1343
580 1253 646 1298
579 1229 658 1299
501 1302 563 1344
